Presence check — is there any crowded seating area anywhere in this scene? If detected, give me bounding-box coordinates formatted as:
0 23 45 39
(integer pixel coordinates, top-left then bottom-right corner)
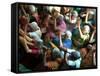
18 4 97 72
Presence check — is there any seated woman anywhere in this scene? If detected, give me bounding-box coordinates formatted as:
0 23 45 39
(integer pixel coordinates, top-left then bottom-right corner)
19 16 42 55
28 21 43 47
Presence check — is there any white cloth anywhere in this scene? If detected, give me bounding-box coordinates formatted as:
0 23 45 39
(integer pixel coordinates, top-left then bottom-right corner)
29 5 36 13
60 48 81 68
65 30 72 40
67 58 82 68
30 22 42 37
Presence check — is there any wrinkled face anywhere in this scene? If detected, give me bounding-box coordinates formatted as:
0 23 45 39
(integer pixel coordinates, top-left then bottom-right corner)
82 26 90 34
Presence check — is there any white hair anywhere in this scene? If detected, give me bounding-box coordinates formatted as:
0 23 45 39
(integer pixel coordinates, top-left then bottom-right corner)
72 11 78 17
29 5 36 13
65 30 72 39
30 22 42 37
83 25 90 34
30 22 40 31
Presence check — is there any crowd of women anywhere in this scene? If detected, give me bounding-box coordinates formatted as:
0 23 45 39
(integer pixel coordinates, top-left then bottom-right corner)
18 4 97 72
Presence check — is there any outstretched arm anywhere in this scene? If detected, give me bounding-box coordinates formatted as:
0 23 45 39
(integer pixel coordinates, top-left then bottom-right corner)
19 28 33 42
54 18 57 30
89 29 96 43
85 10 89 23
77 17 84 39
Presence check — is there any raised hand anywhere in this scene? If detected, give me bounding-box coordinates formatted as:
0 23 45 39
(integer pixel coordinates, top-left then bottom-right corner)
77 17 81 28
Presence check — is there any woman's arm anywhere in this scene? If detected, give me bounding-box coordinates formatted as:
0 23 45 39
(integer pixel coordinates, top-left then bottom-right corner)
54 18 57 30
77 18 84 39
19 36 32 53
85 10 89 23
89 30 96 43
49 41 58 49
19 28 25 36
20 5 27 16
59 32 63 47
69 11 72 23
19 28 33 42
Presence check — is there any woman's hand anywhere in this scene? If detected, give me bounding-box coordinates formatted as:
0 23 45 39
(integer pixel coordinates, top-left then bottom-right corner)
77 17 81 28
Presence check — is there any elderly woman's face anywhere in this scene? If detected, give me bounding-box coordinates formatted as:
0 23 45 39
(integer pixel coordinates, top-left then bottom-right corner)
82 26 90 34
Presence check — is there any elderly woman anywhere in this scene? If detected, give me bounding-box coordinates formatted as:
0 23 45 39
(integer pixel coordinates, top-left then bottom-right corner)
19 15 43 55
72 17 90 48
65 10 78 31
62 30 72 49
19 16 35 53
48 6 67 38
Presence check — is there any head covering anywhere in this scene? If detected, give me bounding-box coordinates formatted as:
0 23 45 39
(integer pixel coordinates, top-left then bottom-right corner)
69 51 81 60
28 32 43 47
29 22 42 41
72 11 78 17
53 47 60 52
29 5 36 13
65 30 72 39
30 22 40 31
52 48 61 59
30 22 42 38
88 9 96 15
